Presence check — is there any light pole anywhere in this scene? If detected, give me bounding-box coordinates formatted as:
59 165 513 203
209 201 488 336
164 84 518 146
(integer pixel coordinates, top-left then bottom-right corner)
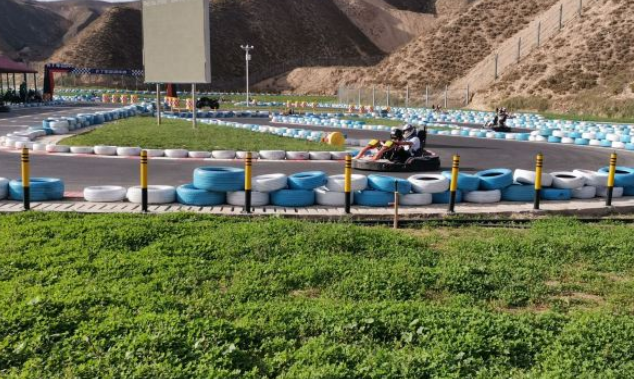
240 44 254 107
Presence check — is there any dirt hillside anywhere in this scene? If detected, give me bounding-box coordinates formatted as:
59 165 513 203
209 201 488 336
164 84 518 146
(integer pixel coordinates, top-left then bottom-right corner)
476 0 634 117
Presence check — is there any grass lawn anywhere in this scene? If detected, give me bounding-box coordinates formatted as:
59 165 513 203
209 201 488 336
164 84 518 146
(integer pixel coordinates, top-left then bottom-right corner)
2 214 634 377
61 118 343 151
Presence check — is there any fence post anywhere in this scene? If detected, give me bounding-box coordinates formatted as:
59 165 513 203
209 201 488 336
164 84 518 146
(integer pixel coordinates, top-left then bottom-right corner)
559 3 564 31
386 86 390 108
21 147 30 211
537 21 542 47
245 152 252 213
494 53 499 80
534 153 543 210
448 155 460 213
517 37 522 63
372 85 376 108
578 0 583 16
606 153 617 207
425 86 429 108
444 85 448 109
358 88 362 108
465 85 470 107
405 85 410 109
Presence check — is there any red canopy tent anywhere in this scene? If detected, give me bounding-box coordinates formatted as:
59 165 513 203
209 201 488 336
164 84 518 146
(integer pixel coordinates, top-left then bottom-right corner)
0 56 38 101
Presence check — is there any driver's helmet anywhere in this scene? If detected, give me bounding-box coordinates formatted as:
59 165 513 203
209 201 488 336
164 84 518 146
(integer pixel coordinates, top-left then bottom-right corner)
390 129 404 140
403 124 416 139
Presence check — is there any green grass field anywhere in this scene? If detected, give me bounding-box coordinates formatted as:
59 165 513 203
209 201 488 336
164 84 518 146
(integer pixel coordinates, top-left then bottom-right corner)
61 118 344 151
2 214 634 377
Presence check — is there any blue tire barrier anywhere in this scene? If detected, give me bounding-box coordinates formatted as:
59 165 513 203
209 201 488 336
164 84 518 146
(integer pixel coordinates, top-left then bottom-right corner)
541 188 572 201
574 138 590 146
288 171 327 190
460 130 470 136
367 175 412 194
9 177 64 201
501 184 534 202
598 167 634 187
621 136 632 144
270 189 315 207
624 187 634 197
354 190 394 207
569 132 582 139
176 184 226 206
432 190 463 204
193 167 245 192
476 169 514 190
626 144 634 151
547 136 562 143
441 172 480 192
600 140 612 148
516 134 530 141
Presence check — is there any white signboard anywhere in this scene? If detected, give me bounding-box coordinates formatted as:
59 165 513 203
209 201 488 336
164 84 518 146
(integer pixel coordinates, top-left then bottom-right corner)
142 0 211 84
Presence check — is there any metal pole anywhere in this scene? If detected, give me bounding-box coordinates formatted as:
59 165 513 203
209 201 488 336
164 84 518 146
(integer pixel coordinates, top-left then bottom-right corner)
358 87 361 108
465 85 470 107
578 0 583 16
448 155 459 213
494 53 499 80
34 73 37 94
241 44 254 107
607 153 617 206
405 85 410 109
156 83 162 125
245 152 252 213
537 21 542 47
517 37 522 63
192 83 197 129
559 3 564 32
444 85 448 109
534 153 544 210
345 155 352 214
425 86 429 108
141 150 148 213
386 86 390 108
372 85 376 108
21 147 30 211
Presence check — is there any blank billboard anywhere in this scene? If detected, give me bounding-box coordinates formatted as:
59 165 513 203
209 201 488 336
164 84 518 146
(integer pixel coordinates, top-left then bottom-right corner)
142 0 211 84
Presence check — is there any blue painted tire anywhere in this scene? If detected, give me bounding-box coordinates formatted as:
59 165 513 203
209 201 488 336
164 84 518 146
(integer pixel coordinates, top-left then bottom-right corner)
574 138 590 146
623 186 634 197
516 134 530 141
9 177 64 201
547 136 562 143
432 190 463 204
354 190 393 207
476 169 513 190
176 184 226 206
193 167 245 192
368 175 412 194
625 144 634 151
270 189 315 207
501 184 534 202
288 171 327 190
598 166 634 187
600 140 612 148
441 172 480 192
541 188 572 201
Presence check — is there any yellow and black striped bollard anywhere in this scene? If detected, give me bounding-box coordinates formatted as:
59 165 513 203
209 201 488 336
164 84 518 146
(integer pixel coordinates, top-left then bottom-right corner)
606 153 618 207
345 155 352 214
534 153 544 210
448 155 460 213
140 150 148 212
245 152 253 213
21 147 30 211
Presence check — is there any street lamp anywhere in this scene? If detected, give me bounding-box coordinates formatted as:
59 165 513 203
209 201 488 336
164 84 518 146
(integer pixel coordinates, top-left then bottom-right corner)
240 44 254 107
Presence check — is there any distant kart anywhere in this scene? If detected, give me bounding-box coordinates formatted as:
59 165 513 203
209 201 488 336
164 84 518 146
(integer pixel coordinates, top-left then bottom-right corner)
353 150 441 172
196 97 220 110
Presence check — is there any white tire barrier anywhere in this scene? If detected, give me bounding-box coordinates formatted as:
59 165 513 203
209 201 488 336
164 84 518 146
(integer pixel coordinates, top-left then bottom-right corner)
15 141 34 149
408 174 450 194
259 150 286 160
399 193 432 206
117 147 142 157
551 172 586 189
70 146 94 154
572 186 597 199
315 187 351 207
127 185 176 204
253 173 288 192
145 149 165 157
33 143 47 152
514 169 554 187
236 151 260 159
189 151 212 159
286 151 310 160
165 149 188 158
561 137 574 144
330 151 350 160
211 150 236 159
0 178 8 200
84 186 127 202
46 145 70 153
596 186 624 198
309 151 332 160
464 190 502 204
227 191 269 206
573 169 608 187
326 174 368 192
94 145 117 156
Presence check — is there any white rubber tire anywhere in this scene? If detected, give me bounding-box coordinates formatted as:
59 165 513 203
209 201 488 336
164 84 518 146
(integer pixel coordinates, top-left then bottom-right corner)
189 151 212 158
286 151 310 160
236 151 259 159
326 174 368 192
49 120 69 129
408 174 450 194
561 137 575 144
0 178 8 200
211 150 236 159
70 146 94 154
514 169 554 187
596 186 624 198
309 151 332 160
46 144 70 153
145 149 165 157
117 147 142 157
227 191 269 206
550 172 586 189
330 151 351 160
259 150 286 160
612 142 626 149
94 146 117 156
573 169 608 187
165 149 188 158
589 140 602 147
84 186 127 202
572 186 597 199
315 187 351 207
127 185 176 204
253 173 288 192
464 190 502 204
399 193 432 206
33 143 47 152
15 141 34 149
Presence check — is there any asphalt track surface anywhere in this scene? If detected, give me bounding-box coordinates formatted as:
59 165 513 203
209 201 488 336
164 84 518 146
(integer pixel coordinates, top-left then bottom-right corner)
1 105 634 192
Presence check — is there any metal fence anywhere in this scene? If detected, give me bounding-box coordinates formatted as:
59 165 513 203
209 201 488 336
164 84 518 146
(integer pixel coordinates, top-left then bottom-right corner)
337 85 472 109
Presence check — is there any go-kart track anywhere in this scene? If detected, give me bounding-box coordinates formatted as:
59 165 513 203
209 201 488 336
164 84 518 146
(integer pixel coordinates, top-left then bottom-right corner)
2 103 634 218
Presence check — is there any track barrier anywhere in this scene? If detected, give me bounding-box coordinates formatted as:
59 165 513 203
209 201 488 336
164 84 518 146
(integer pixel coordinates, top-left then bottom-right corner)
245 152 253 213
344 155 352 214
21 147 30 211
607 153 617 206
534 153 544 210
141 150 148 212
448 155 460 213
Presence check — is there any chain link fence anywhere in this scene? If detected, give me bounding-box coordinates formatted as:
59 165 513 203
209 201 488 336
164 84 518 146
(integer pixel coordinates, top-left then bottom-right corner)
337 85 471 109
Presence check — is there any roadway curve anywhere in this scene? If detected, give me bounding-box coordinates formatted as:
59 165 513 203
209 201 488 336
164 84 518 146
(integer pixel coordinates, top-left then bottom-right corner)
1 105 633 191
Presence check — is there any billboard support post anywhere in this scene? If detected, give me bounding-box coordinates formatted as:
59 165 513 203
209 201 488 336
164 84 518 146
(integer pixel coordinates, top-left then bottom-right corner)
156 83 161 125
192 83 197 129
